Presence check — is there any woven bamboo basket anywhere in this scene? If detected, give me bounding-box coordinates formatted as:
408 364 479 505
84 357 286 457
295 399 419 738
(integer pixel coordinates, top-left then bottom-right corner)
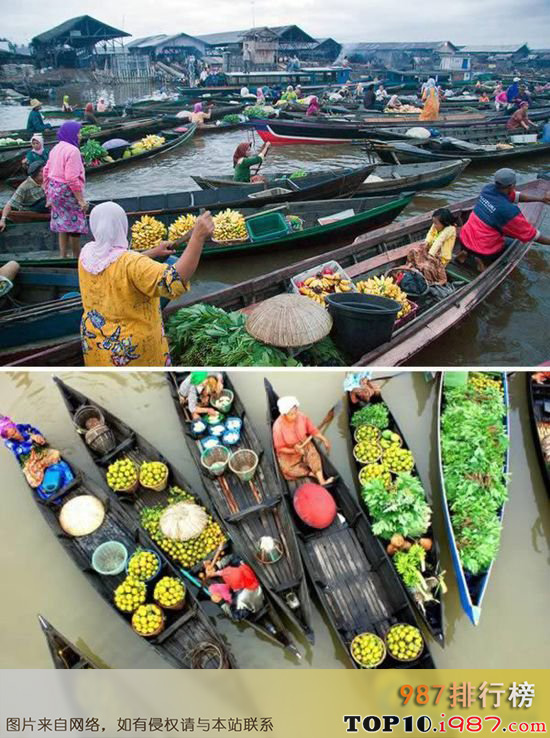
245 293 332 348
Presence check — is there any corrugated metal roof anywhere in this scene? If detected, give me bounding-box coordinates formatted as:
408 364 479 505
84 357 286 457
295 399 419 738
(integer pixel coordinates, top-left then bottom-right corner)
32 15 130 45
459 44 528 53
343 41 454 52
197 30 248 45
127 34 168 49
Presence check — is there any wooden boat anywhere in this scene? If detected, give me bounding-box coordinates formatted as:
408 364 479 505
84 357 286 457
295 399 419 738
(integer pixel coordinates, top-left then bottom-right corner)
38 614 99 669
192 160 470 198
437 372 510 625
0 267 81 352
371 139 550 165
54 378 300 658
0 194 413 268
5 126 198 189
4 433 235 669
264 379 435 669
164 178 548 367
2 164 376 225
526 373 550 496
0 150 24 180
345 391 445 643
167 371 315 643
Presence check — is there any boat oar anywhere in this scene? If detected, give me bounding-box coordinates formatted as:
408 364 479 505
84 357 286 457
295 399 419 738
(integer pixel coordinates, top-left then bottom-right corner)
297 398 343 451
218 474 239 515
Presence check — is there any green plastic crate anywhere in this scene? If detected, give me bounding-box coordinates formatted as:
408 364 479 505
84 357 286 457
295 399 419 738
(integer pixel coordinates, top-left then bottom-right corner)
245 212 290 242
444 371 469 389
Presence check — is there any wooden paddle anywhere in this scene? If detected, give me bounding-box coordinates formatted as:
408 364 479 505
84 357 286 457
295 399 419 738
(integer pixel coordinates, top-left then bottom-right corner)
297 398 343 451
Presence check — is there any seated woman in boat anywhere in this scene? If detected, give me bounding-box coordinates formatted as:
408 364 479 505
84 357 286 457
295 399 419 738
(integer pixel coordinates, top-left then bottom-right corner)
495 90 508 111
306 96 321 116
280 85 298 103
0 416 74 499
78 202 213 367
458 168 550 272
506 102 536 132
190 102 212 127
62 95 72 113
419 79 440 121
43 122 88 259
22 134 49 171
406 208 457 284
96 98 108 113
362 84 376 110
375 84 388 103
26 100 53 134
344 372 381 405
385 94 402 110
204 556 263 621
177 372 224 420
272 396 334 486
0 162 48 231
232 141 270 183
83 103 99 125
478 92 490 106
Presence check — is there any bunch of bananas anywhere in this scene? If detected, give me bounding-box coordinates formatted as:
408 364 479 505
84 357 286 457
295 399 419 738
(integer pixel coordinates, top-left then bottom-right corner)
131 215 167 251
297 270 353 307
133 135 166 151
168 214 197 241
356 276 411 320
212 209 247 242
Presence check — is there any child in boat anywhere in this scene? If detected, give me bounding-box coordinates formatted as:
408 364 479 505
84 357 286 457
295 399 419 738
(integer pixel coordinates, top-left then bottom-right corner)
406 208 457 284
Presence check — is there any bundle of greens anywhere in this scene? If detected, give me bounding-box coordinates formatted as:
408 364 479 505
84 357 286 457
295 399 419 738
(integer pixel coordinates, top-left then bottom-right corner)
441 376 508 575
244 105 270 119
80 124 102 137
80 139 107 165
222 114 242 125
289 170 307 180
351 402 389 430
360 473 432 539
166 304 300 367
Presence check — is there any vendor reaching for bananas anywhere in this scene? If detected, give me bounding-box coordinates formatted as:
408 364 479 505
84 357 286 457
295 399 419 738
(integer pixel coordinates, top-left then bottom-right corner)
78 202 214 367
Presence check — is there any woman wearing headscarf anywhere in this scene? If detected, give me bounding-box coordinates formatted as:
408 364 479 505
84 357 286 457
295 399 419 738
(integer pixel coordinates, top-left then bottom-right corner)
97 97 108 113
42 121 88 259
26 99 53 134
419 78 440 121
178 371 224 418
62 95 73 112
22 134 49 170
256 87 265 104
190 102 212 126
83 103 99 125
272 396 333 486
78 203 214 367
306 96 321 116
232 141 270 183
506 102 535 131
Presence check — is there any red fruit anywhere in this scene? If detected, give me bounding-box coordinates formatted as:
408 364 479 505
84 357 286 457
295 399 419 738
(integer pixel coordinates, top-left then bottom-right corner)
322 267 334 275
296 280 305 288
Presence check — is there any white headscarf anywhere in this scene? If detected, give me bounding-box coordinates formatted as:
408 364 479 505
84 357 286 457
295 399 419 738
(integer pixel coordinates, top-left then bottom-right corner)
277 396 299 415
79 202 129 275
426 78 436 88
30 133 44 154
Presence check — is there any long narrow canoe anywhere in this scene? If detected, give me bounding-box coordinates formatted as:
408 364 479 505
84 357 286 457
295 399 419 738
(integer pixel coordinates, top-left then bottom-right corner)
5 126 198 190
1 194 413 268
371 139 550 165
38 615 99 669
2 433 235 669
54 378 300 659
437 372 510 626
526 373 550 496
192 159 470 198
264 379 435 669
167 371 315 643
345 390 445 643
3 164 376 225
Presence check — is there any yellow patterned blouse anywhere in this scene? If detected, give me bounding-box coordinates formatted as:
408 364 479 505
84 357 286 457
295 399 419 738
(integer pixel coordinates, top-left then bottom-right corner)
425 224 457 265
78 251 188 367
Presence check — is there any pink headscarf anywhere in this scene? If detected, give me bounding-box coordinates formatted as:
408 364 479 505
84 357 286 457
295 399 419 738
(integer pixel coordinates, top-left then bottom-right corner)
193 102 203 113
79 202 129 275
31 133 44 154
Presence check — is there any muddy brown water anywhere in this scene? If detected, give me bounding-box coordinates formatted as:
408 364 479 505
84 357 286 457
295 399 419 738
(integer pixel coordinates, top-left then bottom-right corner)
0 370 548 668
1 87 549 366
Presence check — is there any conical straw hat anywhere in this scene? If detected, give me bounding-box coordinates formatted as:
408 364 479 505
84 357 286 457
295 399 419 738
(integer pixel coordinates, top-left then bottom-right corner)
245 294 332 347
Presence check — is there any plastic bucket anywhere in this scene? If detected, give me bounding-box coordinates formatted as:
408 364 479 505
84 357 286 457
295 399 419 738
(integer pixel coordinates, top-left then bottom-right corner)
74 405 105 433
325 293 401 362
229 449 259 482
201 445 230 477
92 541 128 576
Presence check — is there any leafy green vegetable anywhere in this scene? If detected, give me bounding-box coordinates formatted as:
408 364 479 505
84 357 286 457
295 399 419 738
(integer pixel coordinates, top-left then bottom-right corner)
289 170 307 180
244 105 270 119
80 139 107 164
441 376 508 575
80 124 102 137
360 473 432 539
166 304 301 367
351 403 389 429
394 544 426 589
299 336 345 366
222 114 242 124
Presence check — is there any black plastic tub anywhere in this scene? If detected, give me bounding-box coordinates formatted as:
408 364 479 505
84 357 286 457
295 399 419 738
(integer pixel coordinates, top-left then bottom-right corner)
326 293 401 361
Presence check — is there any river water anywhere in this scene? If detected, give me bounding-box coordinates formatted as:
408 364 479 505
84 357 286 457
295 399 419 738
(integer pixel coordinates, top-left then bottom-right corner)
1 85 549 366
0 369 548 669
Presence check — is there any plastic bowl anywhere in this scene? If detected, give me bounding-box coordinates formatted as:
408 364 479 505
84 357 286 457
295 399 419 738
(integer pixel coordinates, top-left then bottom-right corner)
92 541 128 576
